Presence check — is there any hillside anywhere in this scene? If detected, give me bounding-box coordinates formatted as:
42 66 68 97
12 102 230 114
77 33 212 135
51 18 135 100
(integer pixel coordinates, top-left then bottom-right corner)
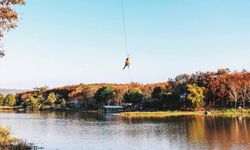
0 89 28 95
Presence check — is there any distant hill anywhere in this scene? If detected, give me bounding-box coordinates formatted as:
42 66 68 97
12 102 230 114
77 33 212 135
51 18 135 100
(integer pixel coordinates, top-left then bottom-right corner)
0 89 29 95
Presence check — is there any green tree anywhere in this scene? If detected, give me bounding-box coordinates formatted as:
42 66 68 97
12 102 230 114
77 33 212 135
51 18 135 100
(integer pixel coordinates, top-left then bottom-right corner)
160 93 182 110
124 88 144 105
22 96 39 109
29 96 39 109
4 94 16 106
0 94 4 105
186 84 205 110
151 87 163 99
94 86 117 105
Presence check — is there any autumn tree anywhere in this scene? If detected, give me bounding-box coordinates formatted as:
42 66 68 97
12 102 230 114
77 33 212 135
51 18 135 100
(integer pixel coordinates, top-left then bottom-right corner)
0 0 25 56
209 74 230 107
239 73 250 108
228 72 250 109
246 84 250 106
72 85 95 102
228 82 240 109
189 71 214 88
175 74 190 84
217 68 230 75
185 84 205 110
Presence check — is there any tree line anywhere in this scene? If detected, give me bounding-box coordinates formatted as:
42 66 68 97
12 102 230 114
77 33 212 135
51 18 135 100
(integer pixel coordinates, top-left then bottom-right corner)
8 69 248 111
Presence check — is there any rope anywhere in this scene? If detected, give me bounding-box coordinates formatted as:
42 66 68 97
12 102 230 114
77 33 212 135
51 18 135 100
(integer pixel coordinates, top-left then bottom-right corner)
121 0 129 57
128 66 132 83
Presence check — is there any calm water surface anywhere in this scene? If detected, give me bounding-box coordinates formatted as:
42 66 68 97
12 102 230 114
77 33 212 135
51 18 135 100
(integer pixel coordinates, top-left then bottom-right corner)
0 112 249 150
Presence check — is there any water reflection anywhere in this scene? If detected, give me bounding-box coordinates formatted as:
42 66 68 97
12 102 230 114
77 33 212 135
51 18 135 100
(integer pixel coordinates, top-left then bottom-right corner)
0 112 249 150
186 116 250 150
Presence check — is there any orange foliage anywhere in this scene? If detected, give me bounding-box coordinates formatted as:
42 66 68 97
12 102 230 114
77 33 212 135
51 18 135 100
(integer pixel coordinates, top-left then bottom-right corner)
16 69 250 109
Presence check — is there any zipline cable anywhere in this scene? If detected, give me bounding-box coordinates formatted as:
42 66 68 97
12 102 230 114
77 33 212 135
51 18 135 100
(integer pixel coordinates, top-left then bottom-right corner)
121 0 132 86
122 0 129 57
128 66 132 84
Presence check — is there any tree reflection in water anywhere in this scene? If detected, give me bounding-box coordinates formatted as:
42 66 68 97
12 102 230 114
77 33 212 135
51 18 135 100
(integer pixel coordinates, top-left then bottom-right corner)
186 116 250 150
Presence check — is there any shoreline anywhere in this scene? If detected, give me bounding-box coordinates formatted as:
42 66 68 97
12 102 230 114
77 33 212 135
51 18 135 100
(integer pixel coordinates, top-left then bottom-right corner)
1 106 250 118
118 109 250 118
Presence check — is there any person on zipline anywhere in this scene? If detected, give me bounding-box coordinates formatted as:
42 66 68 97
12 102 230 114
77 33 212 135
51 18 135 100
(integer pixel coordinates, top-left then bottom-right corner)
123 57 130 70
0 51 5 58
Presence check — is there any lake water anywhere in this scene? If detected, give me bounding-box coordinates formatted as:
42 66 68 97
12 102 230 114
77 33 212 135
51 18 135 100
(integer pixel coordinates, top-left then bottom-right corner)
0 112 249 150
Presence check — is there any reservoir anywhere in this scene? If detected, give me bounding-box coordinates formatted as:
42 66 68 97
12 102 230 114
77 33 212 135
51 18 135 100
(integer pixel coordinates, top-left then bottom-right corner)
0 112 249 150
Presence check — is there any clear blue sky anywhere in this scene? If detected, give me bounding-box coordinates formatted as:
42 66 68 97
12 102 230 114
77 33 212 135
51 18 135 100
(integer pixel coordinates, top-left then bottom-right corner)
0 0 250 89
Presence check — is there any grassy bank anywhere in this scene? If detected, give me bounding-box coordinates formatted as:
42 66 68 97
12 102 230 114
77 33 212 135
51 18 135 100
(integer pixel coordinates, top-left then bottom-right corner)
0 106 17 112
119 111 204 118
210 108 250 116
118 109 250 118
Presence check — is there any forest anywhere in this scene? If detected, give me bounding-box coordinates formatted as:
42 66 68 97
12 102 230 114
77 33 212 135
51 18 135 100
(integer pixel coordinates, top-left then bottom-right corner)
0 68 246 111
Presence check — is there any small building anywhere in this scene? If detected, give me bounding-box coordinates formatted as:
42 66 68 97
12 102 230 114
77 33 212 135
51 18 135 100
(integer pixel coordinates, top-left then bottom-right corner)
102 105 124 113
